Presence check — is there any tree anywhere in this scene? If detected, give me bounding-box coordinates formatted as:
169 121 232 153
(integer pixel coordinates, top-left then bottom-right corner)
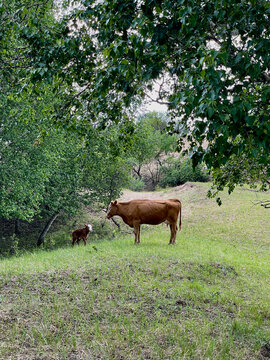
208 154 270 204
0 85 55 221
0 63 132 247
129 112 178 188
81 124 133 208
159 156 210 188
2 0 270 195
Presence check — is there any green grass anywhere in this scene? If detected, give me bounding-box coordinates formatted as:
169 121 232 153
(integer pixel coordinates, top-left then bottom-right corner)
0 183 269 359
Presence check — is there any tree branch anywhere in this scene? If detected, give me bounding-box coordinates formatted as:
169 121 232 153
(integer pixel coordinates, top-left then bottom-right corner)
253 200 270 209
145 92 170 105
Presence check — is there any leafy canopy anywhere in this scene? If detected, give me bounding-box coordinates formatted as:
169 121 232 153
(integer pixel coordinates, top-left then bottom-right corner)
2 0 270 193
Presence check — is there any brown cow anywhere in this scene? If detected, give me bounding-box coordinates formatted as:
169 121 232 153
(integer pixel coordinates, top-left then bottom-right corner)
72 224 93 246
106 199 181 244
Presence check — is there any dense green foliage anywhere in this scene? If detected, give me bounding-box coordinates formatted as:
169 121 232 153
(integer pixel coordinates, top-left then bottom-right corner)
160 156 210 188
0 118 133 248
129 112 178 188
6 0 268 191
0 92 130 221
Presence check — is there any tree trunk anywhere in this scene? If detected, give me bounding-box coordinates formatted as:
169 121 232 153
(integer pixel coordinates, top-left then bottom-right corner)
14 219 20 236
133 165 142 180
37 213 59 247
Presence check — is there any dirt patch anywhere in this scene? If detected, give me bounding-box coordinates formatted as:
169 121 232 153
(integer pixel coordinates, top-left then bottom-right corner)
201 263 238 277
261 344 270 358
120 183 198 201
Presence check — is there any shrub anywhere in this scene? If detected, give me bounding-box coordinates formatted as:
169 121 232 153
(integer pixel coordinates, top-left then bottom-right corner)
159 156 210 187
128 177 145 191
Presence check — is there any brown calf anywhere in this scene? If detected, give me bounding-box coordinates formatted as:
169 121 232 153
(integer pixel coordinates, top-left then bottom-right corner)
72 224 93 246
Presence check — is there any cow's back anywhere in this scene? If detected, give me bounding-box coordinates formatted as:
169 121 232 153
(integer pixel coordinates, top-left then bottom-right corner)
122 199 179 225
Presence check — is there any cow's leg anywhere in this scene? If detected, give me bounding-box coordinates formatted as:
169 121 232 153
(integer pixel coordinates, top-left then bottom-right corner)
72 237 76 246
169 224 173 244
171 223 177 244
83 237 87 246
168 224 177 244
77 238 80 245
133 222 140 244
137 224 141 243
168 222 177 244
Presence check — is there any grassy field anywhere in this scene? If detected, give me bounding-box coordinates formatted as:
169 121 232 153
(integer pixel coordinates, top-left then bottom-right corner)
0 183 269 359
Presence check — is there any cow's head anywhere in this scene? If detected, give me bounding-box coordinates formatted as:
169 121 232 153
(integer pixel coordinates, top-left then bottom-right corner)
106 200 118 219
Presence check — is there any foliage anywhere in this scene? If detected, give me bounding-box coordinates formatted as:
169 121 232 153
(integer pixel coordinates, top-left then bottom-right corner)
208 154 270 204
128 112 178 188
0 119 131 241
0 78 87 222
0 86 56 221
82 124 133 208
128 176 145 192
0 76 132 248
12 0 268 193
159 156 210 188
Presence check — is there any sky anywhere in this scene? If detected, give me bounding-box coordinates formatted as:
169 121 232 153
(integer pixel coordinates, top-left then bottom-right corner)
142 100 168 113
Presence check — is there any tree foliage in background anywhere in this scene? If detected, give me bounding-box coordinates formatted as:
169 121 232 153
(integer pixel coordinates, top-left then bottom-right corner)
0 77 132 248
129 112 178 188
10 0 268 194
160 156 210 188
1 0 269 221
0 0 135 247
82 124 134 207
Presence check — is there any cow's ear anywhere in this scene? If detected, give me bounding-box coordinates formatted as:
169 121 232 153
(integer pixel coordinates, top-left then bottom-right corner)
113 200 117 205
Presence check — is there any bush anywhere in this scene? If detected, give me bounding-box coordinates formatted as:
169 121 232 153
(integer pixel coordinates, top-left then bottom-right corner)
128 177 145 191
159 156 210 187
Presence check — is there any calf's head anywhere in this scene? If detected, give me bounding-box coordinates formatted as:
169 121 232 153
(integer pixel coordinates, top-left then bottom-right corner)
106 200 118 219
85 224 93 232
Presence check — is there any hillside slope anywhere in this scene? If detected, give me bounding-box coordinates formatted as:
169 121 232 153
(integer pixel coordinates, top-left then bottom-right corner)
0 183 269 359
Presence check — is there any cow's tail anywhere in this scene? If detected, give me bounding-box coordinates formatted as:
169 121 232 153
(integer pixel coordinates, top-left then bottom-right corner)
179 201 182 231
